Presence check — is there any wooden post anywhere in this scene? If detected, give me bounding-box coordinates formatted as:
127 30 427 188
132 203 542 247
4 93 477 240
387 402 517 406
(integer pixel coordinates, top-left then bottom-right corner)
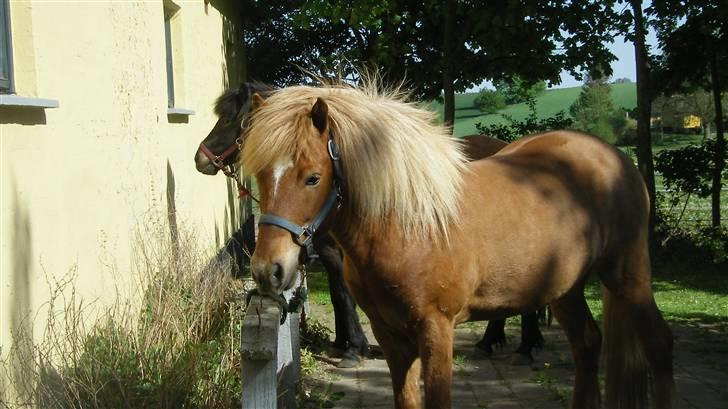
240 273 304 408
241 295 281 409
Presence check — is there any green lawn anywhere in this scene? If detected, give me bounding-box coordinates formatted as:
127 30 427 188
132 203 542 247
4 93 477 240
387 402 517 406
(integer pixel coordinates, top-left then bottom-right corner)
429 82 637 137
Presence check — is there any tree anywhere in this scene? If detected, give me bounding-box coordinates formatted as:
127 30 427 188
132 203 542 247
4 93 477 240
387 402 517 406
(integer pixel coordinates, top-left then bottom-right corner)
652 0 728 227
427 0 617 127
652 91 728 140
569 76 625 143
473 90 506 114
494 77 546 105
277 1 617 131
620 0 659 242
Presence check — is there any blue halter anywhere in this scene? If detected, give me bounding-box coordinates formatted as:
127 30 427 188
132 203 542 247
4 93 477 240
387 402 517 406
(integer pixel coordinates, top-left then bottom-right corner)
258 134 344 263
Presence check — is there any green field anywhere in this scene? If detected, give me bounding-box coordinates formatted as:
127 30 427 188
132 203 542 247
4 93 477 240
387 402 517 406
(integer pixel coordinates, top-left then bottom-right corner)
431 82 637 137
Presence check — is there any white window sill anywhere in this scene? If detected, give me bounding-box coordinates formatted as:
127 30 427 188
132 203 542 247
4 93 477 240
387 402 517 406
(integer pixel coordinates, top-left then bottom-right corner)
167 107 195 116
0 94 59 108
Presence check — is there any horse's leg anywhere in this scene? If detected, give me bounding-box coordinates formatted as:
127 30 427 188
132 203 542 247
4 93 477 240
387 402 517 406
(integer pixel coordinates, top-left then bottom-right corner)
475 319 506 355
550 285 602 409
370 319 421 409
513 311 544 364
316 239 369 367
418 314 454 409
601 244 675 409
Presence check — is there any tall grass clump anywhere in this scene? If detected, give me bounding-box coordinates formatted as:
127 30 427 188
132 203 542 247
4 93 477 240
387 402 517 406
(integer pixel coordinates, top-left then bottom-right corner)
2 215 246 408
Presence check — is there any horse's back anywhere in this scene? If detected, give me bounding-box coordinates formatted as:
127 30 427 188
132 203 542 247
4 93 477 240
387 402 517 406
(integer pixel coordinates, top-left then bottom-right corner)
498 131 649 243
453 131 648 316
490 130 648 218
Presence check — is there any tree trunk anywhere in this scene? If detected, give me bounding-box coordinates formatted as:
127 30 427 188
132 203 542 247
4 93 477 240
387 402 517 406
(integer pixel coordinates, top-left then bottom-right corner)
710 54 725 227
442 0 456 129
631 0 657 243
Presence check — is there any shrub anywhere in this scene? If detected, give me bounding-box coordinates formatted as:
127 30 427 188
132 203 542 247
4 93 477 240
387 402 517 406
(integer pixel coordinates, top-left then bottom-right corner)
473 89 507 114
654 140 719 199
475 97 573 142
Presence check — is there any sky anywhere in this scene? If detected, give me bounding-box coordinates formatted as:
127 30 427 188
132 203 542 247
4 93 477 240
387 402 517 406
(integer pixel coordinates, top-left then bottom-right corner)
554 30 659 89
469 29 659 92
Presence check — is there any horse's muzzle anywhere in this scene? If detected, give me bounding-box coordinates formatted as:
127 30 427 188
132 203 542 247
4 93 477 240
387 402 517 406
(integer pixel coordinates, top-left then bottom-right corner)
250 260 288 295
194 150 219 175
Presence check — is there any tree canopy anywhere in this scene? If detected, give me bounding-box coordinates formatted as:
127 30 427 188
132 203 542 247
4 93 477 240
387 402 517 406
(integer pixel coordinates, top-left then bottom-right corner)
239 1 618 128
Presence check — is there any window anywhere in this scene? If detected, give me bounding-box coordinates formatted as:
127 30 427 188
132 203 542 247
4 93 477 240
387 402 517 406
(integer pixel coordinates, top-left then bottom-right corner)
164 8 175 108
0 0 13 93
163 0 181 110
162 1 192 117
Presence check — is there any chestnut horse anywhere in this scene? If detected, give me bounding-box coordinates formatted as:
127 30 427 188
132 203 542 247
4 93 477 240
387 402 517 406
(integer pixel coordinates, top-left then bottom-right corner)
196 84 547 364
195 83 369 366
242 83 675 408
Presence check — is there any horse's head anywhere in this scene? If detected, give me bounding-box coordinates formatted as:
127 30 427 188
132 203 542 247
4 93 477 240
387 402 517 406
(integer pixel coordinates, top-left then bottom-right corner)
244 95 341 296
195 82 272 175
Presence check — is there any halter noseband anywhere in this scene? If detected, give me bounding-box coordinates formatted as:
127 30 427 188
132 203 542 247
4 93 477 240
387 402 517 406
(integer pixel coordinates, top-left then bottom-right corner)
198 137 258 201
199 136 242 171
258 133 344 263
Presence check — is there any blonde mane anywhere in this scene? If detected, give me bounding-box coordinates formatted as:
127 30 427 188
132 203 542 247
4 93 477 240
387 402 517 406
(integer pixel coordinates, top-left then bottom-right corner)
241 81 467 241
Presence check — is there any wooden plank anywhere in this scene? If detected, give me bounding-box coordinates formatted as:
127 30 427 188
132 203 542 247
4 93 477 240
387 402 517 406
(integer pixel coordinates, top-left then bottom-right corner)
277 312 298 408
240 273 306 409
241 295 280 360
241 295 281 409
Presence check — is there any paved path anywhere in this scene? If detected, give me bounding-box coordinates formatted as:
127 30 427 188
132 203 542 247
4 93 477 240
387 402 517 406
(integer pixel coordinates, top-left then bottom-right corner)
304 318 728 409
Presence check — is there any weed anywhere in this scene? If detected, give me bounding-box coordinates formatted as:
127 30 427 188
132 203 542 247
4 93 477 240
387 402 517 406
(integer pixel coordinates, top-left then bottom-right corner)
1 215 244 408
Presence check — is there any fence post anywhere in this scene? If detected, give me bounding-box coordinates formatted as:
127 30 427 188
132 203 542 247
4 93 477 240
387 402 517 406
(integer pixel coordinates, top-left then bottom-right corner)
240 274 304 409
241 295 280 409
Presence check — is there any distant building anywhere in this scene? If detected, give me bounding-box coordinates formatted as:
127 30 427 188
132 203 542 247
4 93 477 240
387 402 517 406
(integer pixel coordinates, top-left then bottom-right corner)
650 115 703 132
682 114 701 130
1 0 247 400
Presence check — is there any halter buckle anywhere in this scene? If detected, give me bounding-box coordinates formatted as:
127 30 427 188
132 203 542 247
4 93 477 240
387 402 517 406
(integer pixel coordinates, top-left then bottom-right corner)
295 228 314 247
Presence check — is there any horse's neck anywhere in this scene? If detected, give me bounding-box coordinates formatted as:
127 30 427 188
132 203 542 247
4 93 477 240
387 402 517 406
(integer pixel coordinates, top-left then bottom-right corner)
329 208 379 264
328 207 412 271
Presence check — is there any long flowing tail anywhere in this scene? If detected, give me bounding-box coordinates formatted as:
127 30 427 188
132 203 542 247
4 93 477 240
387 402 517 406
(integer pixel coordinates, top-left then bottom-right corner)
601 285 650 409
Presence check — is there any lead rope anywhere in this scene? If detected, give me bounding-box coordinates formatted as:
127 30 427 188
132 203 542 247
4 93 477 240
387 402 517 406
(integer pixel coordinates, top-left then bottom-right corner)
223 165 259 203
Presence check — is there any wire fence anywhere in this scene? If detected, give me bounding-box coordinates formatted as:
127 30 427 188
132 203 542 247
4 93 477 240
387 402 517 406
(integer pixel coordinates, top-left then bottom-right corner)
657 187 728 228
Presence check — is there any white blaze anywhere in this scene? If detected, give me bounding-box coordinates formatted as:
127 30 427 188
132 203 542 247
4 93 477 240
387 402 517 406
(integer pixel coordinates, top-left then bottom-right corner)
272 159 293 200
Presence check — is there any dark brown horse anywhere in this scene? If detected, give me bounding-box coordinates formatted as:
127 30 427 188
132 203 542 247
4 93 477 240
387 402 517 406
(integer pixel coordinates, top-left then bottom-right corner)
242 82 674 409
196 84 546 365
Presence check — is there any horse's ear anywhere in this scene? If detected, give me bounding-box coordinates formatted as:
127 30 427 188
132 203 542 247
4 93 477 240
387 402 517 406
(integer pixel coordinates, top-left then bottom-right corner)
311 97 328 134
251 93 265 111
239 83 252 104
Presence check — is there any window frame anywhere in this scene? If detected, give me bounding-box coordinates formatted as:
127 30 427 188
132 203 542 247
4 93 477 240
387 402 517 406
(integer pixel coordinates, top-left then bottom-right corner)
164 12 174 108
0 0 15 94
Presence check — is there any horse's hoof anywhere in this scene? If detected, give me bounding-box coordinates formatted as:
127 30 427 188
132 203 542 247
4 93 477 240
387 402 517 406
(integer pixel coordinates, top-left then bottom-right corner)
510 353 534 366
337 351 363 368
368 345 384 358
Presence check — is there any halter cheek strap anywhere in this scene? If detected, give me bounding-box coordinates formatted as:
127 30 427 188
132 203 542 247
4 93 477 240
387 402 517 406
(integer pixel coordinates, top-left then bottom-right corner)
258 133 344 263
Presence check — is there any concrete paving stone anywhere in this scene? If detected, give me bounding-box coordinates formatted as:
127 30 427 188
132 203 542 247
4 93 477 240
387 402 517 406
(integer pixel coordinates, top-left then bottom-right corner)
305 303 728 409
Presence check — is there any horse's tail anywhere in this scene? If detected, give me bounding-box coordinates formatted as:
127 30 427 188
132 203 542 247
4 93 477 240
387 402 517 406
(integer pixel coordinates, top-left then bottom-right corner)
601 285 650 409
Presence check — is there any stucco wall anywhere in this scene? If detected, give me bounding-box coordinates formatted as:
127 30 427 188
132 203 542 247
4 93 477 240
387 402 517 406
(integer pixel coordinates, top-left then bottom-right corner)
0 0 244 397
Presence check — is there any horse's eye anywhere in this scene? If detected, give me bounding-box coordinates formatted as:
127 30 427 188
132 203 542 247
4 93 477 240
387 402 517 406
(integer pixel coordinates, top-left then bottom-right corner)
305 174 321 186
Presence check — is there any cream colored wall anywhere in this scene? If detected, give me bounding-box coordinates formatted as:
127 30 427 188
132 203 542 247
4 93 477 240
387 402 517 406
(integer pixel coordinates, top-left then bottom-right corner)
0 0 243 398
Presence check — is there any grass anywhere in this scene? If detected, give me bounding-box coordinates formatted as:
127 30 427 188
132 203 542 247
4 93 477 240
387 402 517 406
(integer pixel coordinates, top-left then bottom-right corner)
1 214 245 408
583 258 728 331
429 82 637 137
